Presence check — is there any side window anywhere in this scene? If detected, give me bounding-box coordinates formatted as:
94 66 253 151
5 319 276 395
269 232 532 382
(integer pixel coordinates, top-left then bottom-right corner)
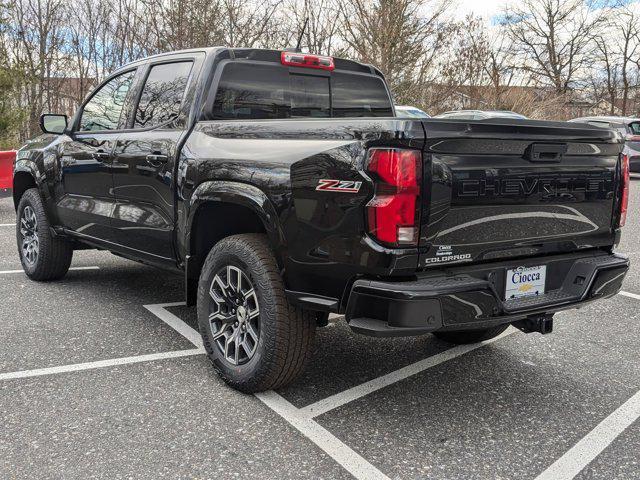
134 61 193 129
79 70 135 132
628 122 640 135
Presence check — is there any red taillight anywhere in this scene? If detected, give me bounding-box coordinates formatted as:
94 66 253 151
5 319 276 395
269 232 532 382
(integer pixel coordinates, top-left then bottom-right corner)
281 52 335 71
366 148 422 246
620 153 630 227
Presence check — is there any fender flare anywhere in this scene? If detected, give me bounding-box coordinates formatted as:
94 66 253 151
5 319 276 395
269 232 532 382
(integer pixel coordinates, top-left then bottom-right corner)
185 180 287 261
12 160 44 207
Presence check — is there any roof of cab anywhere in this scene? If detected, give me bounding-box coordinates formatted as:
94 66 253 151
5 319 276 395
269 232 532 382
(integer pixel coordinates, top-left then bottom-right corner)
114 47 381 77
116 47 222 71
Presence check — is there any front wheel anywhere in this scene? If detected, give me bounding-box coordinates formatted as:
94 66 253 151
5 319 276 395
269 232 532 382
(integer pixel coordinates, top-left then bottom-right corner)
16 188 73 281
432 325 509 345
197 233 315 393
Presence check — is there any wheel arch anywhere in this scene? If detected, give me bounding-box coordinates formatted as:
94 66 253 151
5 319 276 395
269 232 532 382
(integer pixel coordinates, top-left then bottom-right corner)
184 181 287 304
12 166 39 210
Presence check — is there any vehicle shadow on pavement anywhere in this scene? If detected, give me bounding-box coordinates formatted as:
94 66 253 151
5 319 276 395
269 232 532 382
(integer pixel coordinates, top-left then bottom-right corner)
167 302 455 407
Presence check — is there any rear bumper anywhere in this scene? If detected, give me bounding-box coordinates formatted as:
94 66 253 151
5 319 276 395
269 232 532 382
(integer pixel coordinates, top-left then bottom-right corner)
345 251 629 337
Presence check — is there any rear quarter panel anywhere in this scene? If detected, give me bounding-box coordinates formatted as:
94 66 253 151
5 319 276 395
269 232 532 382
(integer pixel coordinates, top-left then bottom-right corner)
178 118 424 300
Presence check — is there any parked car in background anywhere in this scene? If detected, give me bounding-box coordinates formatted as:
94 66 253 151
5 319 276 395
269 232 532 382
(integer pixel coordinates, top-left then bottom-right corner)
568 116 640 173
435 110 527 120
395 105 430 118
0 150 16 197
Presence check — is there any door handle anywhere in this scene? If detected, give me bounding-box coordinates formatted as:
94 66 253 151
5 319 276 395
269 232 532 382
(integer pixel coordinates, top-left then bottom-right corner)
146 153 169 167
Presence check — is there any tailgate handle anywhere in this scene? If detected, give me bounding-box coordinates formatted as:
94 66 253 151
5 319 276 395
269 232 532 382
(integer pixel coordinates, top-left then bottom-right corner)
525 143 567 162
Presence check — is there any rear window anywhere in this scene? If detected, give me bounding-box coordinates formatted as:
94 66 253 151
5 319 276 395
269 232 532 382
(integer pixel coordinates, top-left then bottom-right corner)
210 62 392 120
331 72 393 117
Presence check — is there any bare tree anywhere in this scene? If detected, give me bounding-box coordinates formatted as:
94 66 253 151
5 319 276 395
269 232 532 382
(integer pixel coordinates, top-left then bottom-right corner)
503 0 606 95
0 1 27 147
593 32 621 115
463 19 522 110
5 0 67 138
284 0 342 54
339 0 451 107
7 0 640 144
222 0 284 47
138 0 283 52
66 0 108 103
590 5 640 116
614 6 639 115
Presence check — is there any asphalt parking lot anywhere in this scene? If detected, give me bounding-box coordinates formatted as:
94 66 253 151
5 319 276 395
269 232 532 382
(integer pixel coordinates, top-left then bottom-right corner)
1 187 639 480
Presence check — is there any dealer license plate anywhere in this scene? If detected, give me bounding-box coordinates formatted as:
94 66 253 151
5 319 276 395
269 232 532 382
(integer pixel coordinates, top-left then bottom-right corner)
505 265 546 300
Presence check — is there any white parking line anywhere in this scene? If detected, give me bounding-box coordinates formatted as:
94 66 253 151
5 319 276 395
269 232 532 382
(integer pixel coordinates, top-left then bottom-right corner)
0 349 204 381
256 391 390 480
1 294 635 479
619 290 640 301
0 266 100 275
143 301 203 348
530 289 640 480
144 303 391 479
78 291 640 479
299 328 515 418
534 388 640 480
0 223 15 227
142 303 518 480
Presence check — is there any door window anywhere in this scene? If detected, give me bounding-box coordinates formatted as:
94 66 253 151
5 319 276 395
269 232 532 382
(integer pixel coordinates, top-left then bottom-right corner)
79 70 135 132
134 62 193 129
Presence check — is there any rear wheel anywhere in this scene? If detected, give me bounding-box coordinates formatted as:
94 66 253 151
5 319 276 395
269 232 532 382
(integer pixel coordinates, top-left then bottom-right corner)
432 325 509 345
16 188 73 281
197 233 315 393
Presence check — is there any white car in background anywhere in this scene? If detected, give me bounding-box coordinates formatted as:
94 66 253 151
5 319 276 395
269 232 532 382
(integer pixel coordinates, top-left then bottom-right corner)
435 110 528 120
395 105 430 118
568 116 640 174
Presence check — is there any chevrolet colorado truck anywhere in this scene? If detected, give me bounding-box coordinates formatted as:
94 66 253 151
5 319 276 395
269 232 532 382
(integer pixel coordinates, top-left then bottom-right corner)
13 47 630 392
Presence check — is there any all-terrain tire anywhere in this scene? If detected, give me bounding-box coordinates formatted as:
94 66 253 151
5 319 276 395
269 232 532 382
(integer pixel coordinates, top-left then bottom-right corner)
197 233 316 393
432 325 509 345
16 188 73 281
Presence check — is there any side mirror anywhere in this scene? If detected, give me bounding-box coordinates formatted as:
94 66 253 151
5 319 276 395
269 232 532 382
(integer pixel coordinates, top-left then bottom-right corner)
39 114 68 134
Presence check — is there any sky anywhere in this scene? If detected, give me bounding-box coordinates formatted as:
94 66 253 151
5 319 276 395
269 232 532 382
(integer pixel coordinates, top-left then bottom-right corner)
453 0 640 23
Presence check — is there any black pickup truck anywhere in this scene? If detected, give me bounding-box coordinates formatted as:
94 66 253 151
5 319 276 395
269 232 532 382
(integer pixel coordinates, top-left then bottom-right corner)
14 47 630 392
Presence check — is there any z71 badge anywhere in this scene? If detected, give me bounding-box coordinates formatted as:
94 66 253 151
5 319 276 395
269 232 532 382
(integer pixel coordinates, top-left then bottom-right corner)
316 179 362 193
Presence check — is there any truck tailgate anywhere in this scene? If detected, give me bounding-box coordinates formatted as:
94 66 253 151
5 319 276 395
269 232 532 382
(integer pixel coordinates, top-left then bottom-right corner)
419 119 623 268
